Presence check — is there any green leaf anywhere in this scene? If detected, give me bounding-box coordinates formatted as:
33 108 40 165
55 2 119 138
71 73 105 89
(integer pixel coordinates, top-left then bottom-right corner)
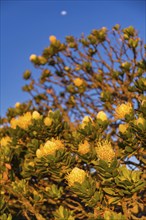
103 187 116 196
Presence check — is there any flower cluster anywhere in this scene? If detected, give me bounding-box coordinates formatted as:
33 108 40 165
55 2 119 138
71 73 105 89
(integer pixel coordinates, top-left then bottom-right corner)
10 111 41 130
95 140 115 162
73 78 84 87
115 102 132 119
10 112 32 129
66 167 86 186
36 139 64 158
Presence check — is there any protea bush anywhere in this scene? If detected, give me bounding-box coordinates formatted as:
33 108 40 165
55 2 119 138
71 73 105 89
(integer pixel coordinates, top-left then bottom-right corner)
0 25 146 220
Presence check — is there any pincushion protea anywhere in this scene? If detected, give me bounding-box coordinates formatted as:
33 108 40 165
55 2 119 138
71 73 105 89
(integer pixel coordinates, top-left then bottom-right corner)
95 140 115 162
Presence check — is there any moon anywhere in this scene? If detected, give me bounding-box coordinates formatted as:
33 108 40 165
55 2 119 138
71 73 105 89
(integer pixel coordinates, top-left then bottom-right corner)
61 10 67 16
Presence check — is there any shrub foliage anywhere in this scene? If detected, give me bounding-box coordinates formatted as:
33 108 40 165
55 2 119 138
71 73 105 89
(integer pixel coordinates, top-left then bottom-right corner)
1 25 146 220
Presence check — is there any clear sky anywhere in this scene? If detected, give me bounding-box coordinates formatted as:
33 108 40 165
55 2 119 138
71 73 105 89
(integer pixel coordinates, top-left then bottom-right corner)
1 0 146 116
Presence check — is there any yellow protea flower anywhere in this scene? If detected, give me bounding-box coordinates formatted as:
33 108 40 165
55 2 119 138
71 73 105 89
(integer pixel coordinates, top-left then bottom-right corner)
82 116 92 123
78 140 90 155
44 117 53 126
1 136 12 147
66 167 86 187
134 117 145 126
96 111 108 121
36 139 64 158
95 140 115 162
119 123 129 133
32 111 41 120
36 149 44 158
10 112 32 129
49 35 57 44
29 54 37 62
80 116 92 129
10 118 18 129
115 102 132 119
73 78 84 87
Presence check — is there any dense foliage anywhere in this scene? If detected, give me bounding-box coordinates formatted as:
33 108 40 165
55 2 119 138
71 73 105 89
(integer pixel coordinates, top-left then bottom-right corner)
0 25 146 220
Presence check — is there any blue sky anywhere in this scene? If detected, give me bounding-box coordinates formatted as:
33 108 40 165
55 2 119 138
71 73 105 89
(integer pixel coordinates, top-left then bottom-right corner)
1 0 146 116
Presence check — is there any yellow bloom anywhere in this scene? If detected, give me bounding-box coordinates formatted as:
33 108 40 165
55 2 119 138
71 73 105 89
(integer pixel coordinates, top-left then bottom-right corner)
115 102 132 119
29 54 37 62
66 167 86 186
10 118 18 129
36 139 64 158
82 116 92 123
15 102 21 108
96 111 108 121
135 117 145 126
32 111 41 120
49 35 57 44
1 136 11 147
64 66 70 71
73 78 84 87
80 116 92 129
119 123 129 133
95 140 115 162
10 112 32 129
36 149 44 158
44 117 53 126
78 140 90 155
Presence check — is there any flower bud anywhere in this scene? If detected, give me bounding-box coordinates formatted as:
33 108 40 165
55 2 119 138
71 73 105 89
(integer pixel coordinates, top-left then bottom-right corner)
15 102 21 108
29 54 37 62
44 117 53 126
80 116 93 129
73 78 84 87
49 35 57 44
96 111 108 121
32 111 41 120
23 70 31 80
134 117 145 126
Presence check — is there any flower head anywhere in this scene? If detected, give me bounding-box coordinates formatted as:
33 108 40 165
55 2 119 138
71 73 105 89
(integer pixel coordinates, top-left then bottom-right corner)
78 140 90 155
119 123 129 133
95 140 115 162
29 54 37 62
10 112 32 129
36 139 64 158
80 116 93 129
32 111 41 120
49 35 57 44
115 102 132 119
44 117 53 126
73 78 84 87
96 111 108 121
134 117 145 126
15 102 21 108
66 167 86 186
1 136 12 147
